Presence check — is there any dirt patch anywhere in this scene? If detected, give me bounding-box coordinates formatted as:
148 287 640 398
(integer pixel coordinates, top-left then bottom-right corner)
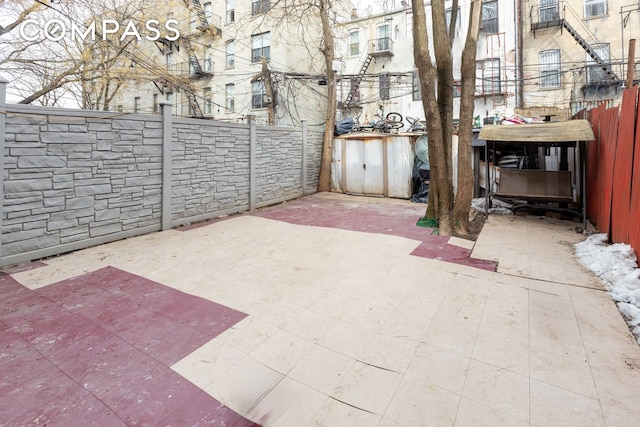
453 210 487 242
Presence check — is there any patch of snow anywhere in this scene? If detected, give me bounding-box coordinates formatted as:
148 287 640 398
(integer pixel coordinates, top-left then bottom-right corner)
575 233 640 344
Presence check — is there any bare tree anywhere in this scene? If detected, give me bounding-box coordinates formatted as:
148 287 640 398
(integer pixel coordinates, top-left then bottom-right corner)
453 0 483 235
413 0 482 236
0 0 192 108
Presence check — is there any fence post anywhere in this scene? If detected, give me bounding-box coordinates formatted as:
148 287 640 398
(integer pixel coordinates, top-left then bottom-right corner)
248 115 256 211
160 102 172 231
0 77 7 266
301 120 308 195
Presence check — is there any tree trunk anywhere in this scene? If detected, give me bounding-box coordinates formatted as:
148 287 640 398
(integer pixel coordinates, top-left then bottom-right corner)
413 0 452 235
317 0 336 192
453 0 482 236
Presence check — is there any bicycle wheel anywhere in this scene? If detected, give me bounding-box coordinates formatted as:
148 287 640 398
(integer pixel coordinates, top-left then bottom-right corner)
386 112 403 129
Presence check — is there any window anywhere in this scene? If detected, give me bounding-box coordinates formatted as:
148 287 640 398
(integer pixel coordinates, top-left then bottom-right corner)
226 84 235 112
585 0 606 17
252 0 270 15
445 7 461 35
349 31 359 56
349 78 361 103
203 2 213 20
190 13 198 32
134 96 141 113
226 0 235 24
539 0 560 23
539 50 561 88
204 87 212 115
481 0 499 33
153 94 158 113
478 58 501 94
252 81 267 109
453 80 462 97
204 48 213 72
377 24 391 51
166 92 174 102
226 41 235 68
166 52 174 69
412 71 421 101
379 74 390 100
117 105 123 112
251 32 270 63
587 43 610 83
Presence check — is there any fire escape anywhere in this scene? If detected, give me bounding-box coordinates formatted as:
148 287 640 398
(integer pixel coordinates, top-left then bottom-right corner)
531 1 621 85
343 35 394 110
153 1 221 117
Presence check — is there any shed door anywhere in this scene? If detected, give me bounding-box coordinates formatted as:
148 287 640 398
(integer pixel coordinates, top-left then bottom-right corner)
345 139 384 195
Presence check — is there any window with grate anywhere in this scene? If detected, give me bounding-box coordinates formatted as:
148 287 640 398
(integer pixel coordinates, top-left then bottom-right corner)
481 0 499 33
539 49 561 88
252 81 267 109
251 32 270 62
226 0 235 23
226 84 235 112
349 78 361 103
539 0 560 22
252 0 270 15
586 43 610 83
585 0 606 17
379 74 390 100
349 31 359 56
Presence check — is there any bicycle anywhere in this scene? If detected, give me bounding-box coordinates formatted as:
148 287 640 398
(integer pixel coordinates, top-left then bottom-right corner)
354 111 403 133
406 116 427 132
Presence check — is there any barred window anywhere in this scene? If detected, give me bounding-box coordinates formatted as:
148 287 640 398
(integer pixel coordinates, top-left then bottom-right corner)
379 74 390 100
539 50 561 88
539 0 560 22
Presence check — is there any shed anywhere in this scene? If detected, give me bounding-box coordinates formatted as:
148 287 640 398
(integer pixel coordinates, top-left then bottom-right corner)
478 119 594 230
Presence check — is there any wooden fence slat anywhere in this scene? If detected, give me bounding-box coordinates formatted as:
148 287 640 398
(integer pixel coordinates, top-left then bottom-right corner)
611 87 638 244
630 88 640 262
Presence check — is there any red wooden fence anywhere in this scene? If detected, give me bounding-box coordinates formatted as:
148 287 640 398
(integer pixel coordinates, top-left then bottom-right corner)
586 86 640 261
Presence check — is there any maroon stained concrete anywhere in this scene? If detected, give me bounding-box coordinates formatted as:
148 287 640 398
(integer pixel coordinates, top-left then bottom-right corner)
0 268 259 426
251 193 496 271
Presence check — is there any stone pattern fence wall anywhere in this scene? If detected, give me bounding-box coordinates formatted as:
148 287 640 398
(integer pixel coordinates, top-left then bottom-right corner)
0 80 323 267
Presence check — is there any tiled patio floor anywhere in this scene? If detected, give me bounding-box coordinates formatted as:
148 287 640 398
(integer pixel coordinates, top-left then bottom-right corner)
2 192 639 426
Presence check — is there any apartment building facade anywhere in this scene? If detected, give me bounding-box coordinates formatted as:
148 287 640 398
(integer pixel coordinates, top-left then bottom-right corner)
111 0 353 128
521 0 639 118
336 1 518 126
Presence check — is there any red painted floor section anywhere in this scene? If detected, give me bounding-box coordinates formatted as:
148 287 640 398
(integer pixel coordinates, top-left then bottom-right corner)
0 267 258 426
251 194 496 271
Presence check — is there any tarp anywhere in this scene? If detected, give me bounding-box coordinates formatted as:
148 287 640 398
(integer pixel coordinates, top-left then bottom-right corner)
478 119 594 143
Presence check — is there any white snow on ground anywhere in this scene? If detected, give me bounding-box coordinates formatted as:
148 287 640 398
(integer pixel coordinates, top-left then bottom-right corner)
575 234 640 344
471 197 514 215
